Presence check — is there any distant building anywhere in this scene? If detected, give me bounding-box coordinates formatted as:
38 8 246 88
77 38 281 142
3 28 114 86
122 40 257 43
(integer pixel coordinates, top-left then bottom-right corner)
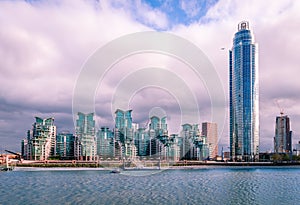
180 124 198 160
56 131 75 159
202 122 218 159
149 116 168 132
274 114 292 154
115 109 132 130
167 134 180 161
20 111 223 162
179 123 209 161
97 127 113 158
75 112 97 161
223 151 230 161
135 127 149 156
113 109 137 159
21 139 29 160
22 117 56 160
295 141 300 156
147 115 169 158
229 21 259 161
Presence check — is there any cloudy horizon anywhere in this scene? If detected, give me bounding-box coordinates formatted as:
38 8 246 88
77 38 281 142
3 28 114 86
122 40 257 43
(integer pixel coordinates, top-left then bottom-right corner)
1 0 300 153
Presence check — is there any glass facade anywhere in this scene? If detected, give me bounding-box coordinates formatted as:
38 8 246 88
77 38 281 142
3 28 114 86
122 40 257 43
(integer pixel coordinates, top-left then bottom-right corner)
149 116 168 137
56 132 75 159
75 112 97 160
229 21 259 161
135 128 149 156
97 127 113 158
22 117 56 160
115 109 132 129
274 115 292 154
179 123 208 160
113 109 136 158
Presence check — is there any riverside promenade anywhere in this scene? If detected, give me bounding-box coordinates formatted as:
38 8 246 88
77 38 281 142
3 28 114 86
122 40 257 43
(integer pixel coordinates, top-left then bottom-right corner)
12 159 300 168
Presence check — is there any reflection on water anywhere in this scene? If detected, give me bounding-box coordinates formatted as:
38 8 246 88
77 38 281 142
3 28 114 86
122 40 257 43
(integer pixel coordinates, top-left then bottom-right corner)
1 167 300 205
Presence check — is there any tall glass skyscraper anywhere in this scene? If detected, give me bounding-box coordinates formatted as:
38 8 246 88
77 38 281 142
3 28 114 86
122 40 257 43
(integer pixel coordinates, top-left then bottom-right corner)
229 21 259 161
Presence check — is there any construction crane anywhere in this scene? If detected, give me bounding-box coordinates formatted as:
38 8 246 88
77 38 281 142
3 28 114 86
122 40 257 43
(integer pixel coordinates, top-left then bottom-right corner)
5 150 21 160
275 100 284 116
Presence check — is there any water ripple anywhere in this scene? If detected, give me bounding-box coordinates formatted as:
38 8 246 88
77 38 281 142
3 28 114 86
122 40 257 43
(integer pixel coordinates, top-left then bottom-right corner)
1 167 300 204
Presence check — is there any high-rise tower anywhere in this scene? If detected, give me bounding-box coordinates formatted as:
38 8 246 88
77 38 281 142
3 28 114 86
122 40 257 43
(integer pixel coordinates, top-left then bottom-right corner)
114 109 136 158
202 122 218 159
229 21 259 161
75 112 97 160
274 114 292 154
22 117 56 160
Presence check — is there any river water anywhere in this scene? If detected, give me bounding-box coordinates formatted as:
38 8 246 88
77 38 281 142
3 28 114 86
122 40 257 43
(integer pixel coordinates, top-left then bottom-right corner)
1 166 300 205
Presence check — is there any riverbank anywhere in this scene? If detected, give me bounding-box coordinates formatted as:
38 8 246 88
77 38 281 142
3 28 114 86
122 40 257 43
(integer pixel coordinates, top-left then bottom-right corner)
16 162 102 168
9 160 300 169
173 161 300 166
11 164 300 172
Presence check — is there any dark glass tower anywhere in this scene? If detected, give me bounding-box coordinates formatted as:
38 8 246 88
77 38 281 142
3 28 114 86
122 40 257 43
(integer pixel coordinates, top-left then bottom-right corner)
229 21 259 161
274 115 292 154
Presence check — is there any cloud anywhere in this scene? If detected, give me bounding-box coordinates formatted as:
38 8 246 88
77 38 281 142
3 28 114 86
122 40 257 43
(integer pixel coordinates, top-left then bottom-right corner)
0 0 148 151
109 0 169 29
180 0 201 18
134 0 169 29
0 0 300 153
180 0 218 19
172 0 300 150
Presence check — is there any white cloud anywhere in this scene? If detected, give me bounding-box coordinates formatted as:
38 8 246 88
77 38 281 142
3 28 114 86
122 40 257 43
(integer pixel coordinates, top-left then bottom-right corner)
180 0 201 18
134 0 169 29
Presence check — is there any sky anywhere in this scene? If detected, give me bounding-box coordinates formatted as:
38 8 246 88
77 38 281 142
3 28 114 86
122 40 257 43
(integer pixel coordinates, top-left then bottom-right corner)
1 0 300 153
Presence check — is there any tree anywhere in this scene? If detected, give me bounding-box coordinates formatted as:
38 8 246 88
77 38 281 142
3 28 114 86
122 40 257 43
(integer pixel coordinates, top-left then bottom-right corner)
272 153 282 162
